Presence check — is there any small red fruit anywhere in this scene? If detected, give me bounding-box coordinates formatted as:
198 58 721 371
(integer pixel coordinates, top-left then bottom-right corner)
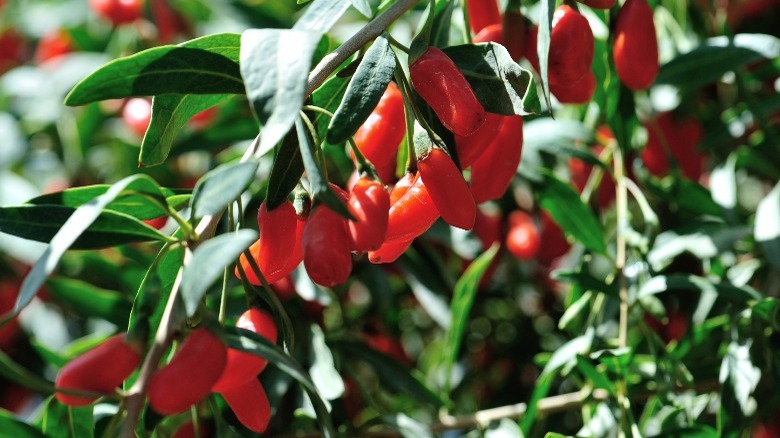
455 112 503 169
467 0 501 34
0 29 27 75
368 238 414 264
89 0 143 26
220 378 272 433
55 334 142 406
642 113 704 180
502 8 528 61
469 115 524 203
552 70 596 104
148 328 227 415
410 47 486 137
613 0 659 90
212 309 278 393
348 177 390 252
389 172 416 205
302 203 352 287
122 98 152 138
34 30 73 65
353 82 406 170
505 211 540 260
548 5 595 86
417 148 476 230
236 201 298 285
385 173 440 242
473 24 503 44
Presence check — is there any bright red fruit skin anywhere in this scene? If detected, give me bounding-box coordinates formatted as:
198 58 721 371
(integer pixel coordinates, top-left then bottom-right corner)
348 177 390 252
548 5 595 86
89 0 143 26
470 115 524 203
552 70 596 104
467 0 501 34
122 98 152 138
389 172 415 205
505 211 540 260
410 47 486 137
212 309 278 393
55 334 141 406
502 8 527 61
302 204 352 287
34 30 73 65
385 173 440 242
354 82 406 169
148 328 227 415
220 378 271 433
455 112 503 169
473 208 503 249
368 238 414 264
614 0 659 90
473 24 503 44
537 212 570 266
577 0 617 8
236 201 297 285
418 148 476 230
642 113 704 180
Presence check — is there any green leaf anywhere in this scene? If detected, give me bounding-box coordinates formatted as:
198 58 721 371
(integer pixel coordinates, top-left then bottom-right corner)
293 0 351 34
443 244 499 392
141 94 232 167
224 326 336 438
310 75 349 140
12 175 170 315
442 42 535 116
265 130 304 210
575 355 616 395
240 29 321 156
0 409 47 438
329 339 445 407
638 275 761 302
552 271 619 298
536 172 607 254
0 349 54 393
536 0 555 112
64 47 243 106
430 0 456 48
46 277 133 326
190 161 258 219
326 33 396 144
0 206 169 249
755 182 780 270
647 425 719 438
719 340 760 416
129 245 184 341
36 397 94 438
648 224 751 271
308 325 344 400
656 33 780 89
349 0 371 17
296 118 354 219
28 184 172 221
180 230 257 317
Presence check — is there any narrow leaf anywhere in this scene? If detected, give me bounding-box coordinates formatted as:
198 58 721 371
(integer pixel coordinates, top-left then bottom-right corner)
28 184 172 220
36 397 94 438
536 0 555 112
308 325 344 400
266 130 304 210
190 161 258 219
46 277 133 326
638 275 761 302
0 410 47 438
293 0 351 34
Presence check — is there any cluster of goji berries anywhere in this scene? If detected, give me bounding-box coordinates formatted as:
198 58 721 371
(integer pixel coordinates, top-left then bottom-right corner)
54 308 277 433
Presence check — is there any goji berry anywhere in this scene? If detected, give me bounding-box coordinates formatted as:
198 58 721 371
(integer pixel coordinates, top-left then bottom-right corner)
642 113 704 180
148 328 227 415
55 334 142 406
548 5 594 86
418 148 477 230
89 0 143 26
385 173 440 242
389 172 416 205
236 200 297 285
353 82 406 170
473 23 503 44
348 177 390 252
302 199 352 287
613 0 658 90
467 0 501 34
469 115 524 203
410 47 486 137
473 208 503 249
220 378 271 433
34 29 72 65
0 29 26 75
505 211 540 260
537 212 570 266
368 237 414 264
552 70 596 104
212 309 277 393
502 8 528 61
455 112 503 169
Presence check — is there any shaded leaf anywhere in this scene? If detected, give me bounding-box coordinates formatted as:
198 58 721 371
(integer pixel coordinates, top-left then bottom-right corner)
755 182 780 270
28 184 172 221
190 161 258 219
0 349 54 393
310 74 349 140
36 397 94 438
0 409 47 438
266 130 304 210
719 340 760 416
46 277 133 326
638 275 761 302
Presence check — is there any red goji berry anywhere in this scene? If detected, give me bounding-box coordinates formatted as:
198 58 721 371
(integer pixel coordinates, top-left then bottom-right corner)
537 212 570 266
55 334 141 406
385 173 440 242
455 113 503 169
467 0 501 34
473 208 503 249
473 23 503 44
614 0 658 90
148 328 227 415
34 30 72 65
505 211 540 260
410 47 486 137
236 200 297 285
212 309 277 393
89 0 143 25
642 113 703 180
368 238 414 264
389 172 416 205
302 199 352 287
548 5 594 86
354 82 406 170
576 0 616 9
469 115 524 204
348 177 390 252
418 148 476 230
502 8 528 61
552 70 596 104
220 378 271 433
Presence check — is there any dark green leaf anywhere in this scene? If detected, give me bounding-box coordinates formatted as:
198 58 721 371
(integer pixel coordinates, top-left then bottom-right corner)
293 0 351 34
372 414 434 438
296 118 354 219
141 94 232 167
310 74 349 140
329 339 445 407
536 172 607 254
0 349 54 393
128 245 184 342
0 206 169 249
443 245 499 392
326 34 396 144
308 325 344 400
0 409 47 438
719 340 760 416
46 277 133 326
648 425 719 438
64 47 243 106
28 184 171 221
443 43 535 116
36 397 94 438
575 355 616 395
552 271 619 298
240 29 321 155
266 130 304 210
656 33 780 89
224 327 336 438
755 182 780 270
430 0 456 48
181 230 257 317
190 161 258 219
638 275 762 302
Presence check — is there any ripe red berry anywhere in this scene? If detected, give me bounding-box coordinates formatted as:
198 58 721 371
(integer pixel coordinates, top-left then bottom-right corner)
613 0 659 90
148 328 227 415
220 378 271 433
418 148 477 230
0 281 21 351
302 201 352 287
537 212 570 266
473 23 503 44
505 211 540 260
469 115 524 203
212 309 278 393
172 421 209 438
642 113 704 180
0 29 27 75
89 0 143 26
34 29 73 65
236 201 298 285
122 98 152 138
353 82 406 170
410 47 486 137
368 237 414 264
455 112 503 169
548 5 594 86
348 177 390 252
389 172 416 205
552 70 596 104
151 0 190 44
473 208 503 249
467 0 501 34
55 334 142 406
385 172 440 242
502 8 528 61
